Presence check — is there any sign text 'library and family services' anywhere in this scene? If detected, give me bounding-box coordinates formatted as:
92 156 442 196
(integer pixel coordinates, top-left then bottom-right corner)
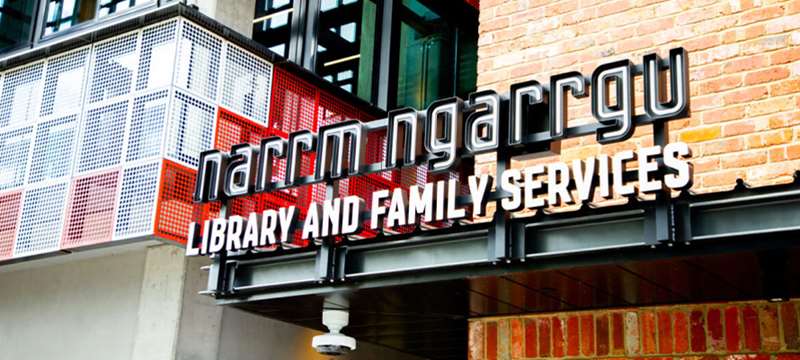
187 48 692 256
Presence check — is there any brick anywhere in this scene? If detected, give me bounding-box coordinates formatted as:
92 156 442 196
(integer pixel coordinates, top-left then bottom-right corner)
680 126 721 143
722 55 767 73
782 302 800 349
581 314 595 356
788 144 800 160
674 311 690 353
702 106 746 124
708 308 724 351
760 304 781 351
691 309 707 352
538 318 551 357
725 306 741 352
524 319 537 357
510 319 523 359
742 305 761 351
748 97 796 117
469 321 485 360
566 315 580 356
723 120 755 137
771 48 800 65
498 319 510 360
552 316 564 357
704 138 744 156
487 321 498 360
625 311 640 355
612 312 625 354
770 79 800 96
657 311 673 354
721 151 767 169
741 5 784 24
723 86 768 105
744 67 790 85
597 314 610 356
641 311 657 354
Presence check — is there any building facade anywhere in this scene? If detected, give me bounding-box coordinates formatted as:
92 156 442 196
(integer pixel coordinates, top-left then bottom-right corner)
0 0 798 360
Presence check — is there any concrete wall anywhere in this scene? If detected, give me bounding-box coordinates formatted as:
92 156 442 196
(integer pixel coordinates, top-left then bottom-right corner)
0 248 148 360
0 244 423 360
190 0 256 37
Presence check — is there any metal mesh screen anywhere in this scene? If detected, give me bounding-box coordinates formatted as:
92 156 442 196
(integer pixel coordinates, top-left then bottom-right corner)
15 182 68 257
0 62 44 128
137 20 178 92
127 90 169 161
165 91 216 167
62 171 120 249
29 115 78 183
0 126 34 191
220 45 272 125
88 33 139 104
40 48 90 118
175 21 222 101
78 100 128 173
154 160 205 244
0 191 22 260
115 161 160 239
268 67 317 133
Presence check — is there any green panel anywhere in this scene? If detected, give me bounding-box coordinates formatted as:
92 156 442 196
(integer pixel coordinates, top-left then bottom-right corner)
692 199 800 240
346 236 488 277
526 218 645 256
233 257 318 290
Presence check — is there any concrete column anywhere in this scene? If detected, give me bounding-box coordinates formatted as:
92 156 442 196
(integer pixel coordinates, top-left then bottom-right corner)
131 245 188 360
190 0 256 37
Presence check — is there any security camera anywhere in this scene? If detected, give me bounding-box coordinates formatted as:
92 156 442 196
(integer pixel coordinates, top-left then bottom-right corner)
312 309 356 356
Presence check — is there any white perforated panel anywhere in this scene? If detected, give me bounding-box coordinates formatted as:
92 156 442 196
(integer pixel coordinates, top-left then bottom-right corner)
40 48 91 118
115 161 160 239
175 21 222 101
88 33 139 103
14 182 68 257
137 20 178 91
0 126 34 191
78 101 128 173
0 62 44 128
165 91 215 167
127 90 169 162
28 115 78 183
221 45 272 125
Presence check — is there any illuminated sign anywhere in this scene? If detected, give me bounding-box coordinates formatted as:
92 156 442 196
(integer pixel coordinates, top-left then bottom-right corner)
187 48 691 256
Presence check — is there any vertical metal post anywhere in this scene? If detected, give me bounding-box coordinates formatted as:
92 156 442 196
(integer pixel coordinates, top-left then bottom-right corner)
488 98 512 261
376 0 398 109
651 118 674 245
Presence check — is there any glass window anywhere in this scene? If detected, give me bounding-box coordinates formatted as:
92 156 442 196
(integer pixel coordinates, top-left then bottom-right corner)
394 0 476 109
43 0 143 35
0 0 37 51
314 0 379 100
252 0 293 58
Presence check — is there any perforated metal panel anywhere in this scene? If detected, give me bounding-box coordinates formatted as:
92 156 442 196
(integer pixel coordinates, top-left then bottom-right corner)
127 90 169 161
40 48 91 118
154 160 204 244
62 171 120 249
15 182 68 257
115 161 160 239
0 126 34 191
137 20 178 92
318 91 358 127
269 67 317 133
88 33 139 104
220 45 272 125
0 62 45 128
0 191 22 260
78 101 128 173
29 115 78 183
175 21 222 101
165 91 216 167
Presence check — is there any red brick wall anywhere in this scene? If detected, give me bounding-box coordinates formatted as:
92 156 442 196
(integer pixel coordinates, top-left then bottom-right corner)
474 0 800 212
469 299 800 359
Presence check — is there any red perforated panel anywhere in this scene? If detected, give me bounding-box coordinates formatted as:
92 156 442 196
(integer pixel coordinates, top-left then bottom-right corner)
318 91 359 127
62 171 120 249
269 67 318 134
155 160 206 244
0 191 22 259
